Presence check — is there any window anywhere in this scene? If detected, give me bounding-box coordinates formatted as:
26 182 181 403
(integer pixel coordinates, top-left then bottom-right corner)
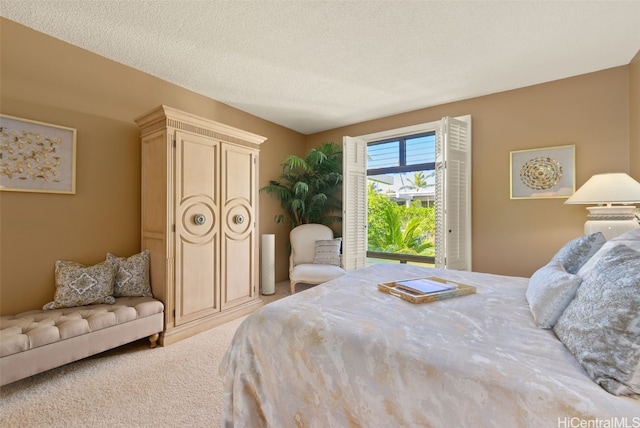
342 116 471 271
367 133 437 264
367 133 435 173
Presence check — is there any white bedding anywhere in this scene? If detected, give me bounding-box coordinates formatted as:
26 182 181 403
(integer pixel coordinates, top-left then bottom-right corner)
220 264 640 427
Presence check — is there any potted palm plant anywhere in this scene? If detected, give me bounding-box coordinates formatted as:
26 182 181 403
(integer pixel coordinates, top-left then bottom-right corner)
261 142 342 228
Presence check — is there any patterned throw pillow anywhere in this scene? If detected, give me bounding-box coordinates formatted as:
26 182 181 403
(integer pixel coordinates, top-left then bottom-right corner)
550 232 606 274
106 250 153 297
554 244 640 396
526 260 583 329
577 228 640 279
313 238 342 266
43 260 116 310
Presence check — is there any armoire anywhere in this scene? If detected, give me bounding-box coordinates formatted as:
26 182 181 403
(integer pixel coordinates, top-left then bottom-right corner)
135 105 266 345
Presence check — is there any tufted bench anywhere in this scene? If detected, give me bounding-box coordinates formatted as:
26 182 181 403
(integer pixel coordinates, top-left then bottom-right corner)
0 296 164 386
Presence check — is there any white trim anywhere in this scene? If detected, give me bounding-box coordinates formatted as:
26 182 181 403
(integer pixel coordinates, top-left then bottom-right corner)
356 120 440 142
355 115 470 142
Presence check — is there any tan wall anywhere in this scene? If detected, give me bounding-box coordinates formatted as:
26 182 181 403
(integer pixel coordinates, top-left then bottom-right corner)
630 50 640 178
1 17 636 314
0 19 303 314
307 67 632 277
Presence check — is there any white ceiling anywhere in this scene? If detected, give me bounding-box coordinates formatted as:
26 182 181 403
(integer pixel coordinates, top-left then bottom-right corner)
1 1 639 135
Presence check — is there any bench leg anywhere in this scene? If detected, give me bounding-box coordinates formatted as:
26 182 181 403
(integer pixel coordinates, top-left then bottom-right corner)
149 333 160 348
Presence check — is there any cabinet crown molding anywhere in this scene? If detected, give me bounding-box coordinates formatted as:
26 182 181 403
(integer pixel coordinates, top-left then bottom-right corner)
135 105 266 149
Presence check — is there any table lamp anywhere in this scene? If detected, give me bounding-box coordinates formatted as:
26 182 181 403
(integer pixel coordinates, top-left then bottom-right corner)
564 172 640 239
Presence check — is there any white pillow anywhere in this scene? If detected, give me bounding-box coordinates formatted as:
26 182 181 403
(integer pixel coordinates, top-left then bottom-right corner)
577 228 640 279
526 260 583 329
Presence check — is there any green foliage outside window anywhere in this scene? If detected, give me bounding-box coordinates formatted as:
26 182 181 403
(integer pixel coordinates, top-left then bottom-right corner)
367 184 435 256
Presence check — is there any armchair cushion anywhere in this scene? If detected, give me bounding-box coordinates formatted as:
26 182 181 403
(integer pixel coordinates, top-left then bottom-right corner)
290 264 347 285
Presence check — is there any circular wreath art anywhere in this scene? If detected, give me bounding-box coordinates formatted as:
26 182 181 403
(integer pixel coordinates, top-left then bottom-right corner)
519 157 563 190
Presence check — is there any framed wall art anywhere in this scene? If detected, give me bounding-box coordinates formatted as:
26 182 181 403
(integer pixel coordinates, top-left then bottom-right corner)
510 144 575 199
0 114 77 194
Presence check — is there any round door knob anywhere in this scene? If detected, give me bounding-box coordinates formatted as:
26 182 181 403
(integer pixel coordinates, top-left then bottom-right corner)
234 214 245 224
193 214 206 225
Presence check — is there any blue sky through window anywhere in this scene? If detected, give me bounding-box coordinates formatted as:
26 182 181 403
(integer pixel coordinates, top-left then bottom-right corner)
367 133 436 193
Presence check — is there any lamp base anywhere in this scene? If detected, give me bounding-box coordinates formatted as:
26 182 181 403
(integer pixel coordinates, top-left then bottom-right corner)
584 206 639 240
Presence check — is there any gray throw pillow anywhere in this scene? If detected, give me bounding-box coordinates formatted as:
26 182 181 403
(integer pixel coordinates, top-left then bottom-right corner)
106 250 153 297
526 260 583 329
551 232 606 274
313 238 342 266
554 244 640 396
43 260 116 309
577 228 640 279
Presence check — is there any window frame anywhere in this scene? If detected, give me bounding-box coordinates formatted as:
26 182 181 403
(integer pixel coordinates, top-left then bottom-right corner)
367 131 436 177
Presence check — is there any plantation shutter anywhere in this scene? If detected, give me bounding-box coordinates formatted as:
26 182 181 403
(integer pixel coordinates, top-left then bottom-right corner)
342 136 368 270
435 116 472 270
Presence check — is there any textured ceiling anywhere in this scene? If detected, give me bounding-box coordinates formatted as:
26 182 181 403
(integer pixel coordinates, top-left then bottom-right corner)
1 1 639 134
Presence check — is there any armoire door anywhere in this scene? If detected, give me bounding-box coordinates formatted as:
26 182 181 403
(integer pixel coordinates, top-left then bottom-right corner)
221 143 257 309
174 131 220 325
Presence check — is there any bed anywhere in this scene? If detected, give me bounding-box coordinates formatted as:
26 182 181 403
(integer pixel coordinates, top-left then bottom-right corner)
220 232 640 427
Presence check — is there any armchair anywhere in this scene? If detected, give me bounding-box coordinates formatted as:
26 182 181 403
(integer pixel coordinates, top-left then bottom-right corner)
289 224 346 294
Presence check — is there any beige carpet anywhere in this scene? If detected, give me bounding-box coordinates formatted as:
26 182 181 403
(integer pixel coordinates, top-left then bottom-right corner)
0 281 303 428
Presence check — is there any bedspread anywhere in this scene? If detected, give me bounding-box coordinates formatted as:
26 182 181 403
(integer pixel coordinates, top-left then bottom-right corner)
220 264 639 427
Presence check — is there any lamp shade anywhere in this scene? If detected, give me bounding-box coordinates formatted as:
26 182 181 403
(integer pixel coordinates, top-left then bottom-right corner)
564 173 640 205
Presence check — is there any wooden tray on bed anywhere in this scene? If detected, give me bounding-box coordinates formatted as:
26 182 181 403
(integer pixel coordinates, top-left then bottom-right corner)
378 276 476 304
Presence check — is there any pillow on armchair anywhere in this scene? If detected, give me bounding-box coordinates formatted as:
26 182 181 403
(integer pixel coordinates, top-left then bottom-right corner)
313 238 342 266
